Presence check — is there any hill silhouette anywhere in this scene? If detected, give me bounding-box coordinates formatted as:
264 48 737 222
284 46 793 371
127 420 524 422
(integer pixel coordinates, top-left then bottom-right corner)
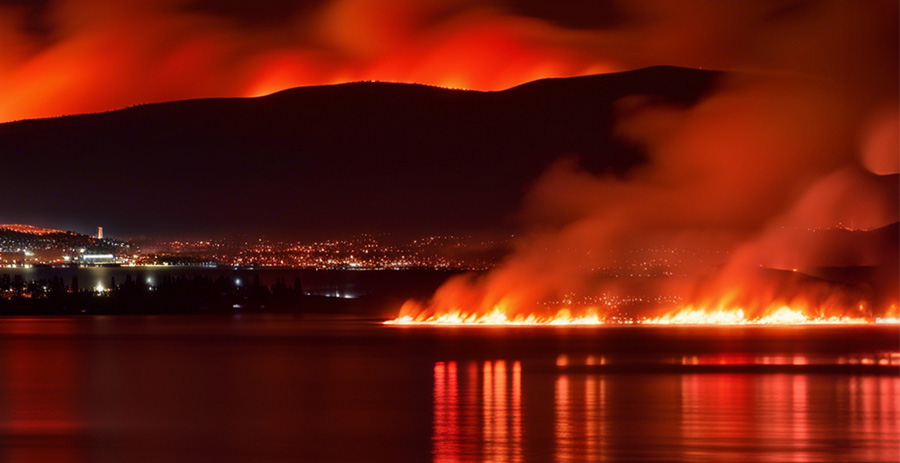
0 224 67 235
0 66 718 239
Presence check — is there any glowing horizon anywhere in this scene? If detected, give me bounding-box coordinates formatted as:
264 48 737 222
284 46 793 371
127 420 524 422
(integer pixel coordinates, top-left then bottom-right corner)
0 0 614 123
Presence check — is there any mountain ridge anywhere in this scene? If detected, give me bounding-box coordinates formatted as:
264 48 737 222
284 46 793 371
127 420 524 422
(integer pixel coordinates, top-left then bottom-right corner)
0 66 720 239
0 224 69 236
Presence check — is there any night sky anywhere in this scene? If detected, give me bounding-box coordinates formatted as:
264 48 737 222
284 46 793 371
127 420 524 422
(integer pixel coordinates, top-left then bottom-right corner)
0 0 897 244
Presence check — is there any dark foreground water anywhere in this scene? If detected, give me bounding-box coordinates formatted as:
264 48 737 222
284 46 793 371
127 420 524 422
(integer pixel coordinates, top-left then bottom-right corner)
0 316 896 463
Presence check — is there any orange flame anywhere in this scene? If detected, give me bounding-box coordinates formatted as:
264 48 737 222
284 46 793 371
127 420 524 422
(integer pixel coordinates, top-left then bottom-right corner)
385 307 609 326
385 299 900 326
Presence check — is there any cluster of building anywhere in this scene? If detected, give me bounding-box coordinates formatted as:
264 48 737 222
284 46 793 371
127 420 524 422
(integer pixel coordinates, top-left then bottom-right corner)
0 222 507 270
595 246 729 278
0 225 132 267
1 224 726 276
145 235 502 270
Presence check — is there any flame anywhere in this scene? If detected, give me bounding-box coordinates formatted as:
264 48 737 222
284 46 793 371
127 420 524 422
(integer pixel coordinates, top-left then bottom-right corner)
641 305 872 325
385 306 609 326
385 300 899 326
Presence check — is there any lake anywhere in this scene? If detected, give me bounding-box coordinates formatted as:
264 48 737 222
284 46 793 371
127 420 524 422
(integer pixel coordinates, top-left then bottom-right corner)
0 316 896 462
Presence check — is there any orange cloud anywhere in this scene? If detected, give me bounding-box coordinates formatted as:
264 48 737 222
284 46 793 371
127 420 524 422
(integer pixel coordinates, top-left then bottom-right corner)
0 0 612 122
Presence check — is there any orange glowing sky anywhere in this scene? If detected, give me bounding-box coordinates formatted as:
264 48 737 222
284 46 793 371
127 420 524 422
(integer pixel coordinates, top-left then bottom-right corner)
3 0 895 123
0 0 619 122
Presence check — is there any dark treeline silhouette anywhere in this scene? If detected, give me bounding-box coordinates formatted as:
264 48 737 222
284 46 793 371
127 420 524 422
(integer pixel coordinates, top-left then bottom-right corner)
0 273 315 315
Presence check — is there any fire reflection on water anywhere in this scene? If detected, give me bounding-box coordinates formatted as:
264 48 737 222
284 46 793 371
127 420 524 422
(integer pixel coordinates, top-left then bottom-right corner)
555 374 607 462
433 356 900 462
850 376 900 463
681 371 899 462
0 328 88 463
433 360 524 463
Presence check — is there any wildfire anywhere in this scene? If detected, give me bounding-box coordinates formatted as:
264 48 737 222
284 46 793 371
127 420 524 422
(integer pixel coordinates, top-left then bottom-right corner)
641 306 873 325
385 307 609 326
384 302 900 326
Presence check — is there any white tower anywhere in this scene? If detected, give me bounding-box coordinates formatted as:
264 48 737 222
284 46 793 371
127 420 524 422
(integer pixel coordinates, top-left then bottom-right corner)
97 227 103 239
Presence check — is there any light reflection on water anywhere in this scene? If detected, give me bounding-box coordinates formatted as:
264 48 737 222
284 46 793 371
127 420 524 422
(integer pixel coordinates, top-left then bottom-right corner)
433 361 525 463
432 357 900 462
0 317 897 462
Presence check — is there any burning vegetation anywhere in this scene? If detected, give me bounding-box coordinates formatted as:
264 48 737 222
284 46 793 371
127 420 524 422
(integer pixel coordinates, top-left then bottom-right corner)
386 1 899 326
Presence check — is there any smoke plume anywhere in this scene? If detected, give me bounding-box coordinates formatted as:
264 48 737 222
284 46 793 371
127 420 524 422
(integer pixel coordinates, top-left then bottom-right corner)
401 0 899 320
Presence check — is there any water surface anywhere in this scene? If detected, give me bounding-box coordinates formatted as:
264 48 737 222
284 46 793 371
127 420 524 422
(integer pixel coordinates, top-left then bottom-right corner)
0 316 896 462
